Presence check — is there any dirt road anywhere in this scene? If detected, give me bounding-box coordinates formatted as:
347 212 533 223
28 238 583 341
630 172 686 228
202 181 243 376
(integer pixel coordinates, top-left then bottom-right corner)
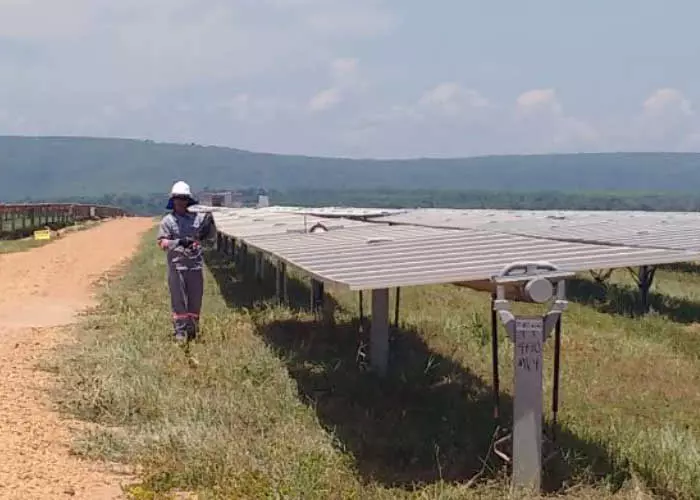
0 218 154 500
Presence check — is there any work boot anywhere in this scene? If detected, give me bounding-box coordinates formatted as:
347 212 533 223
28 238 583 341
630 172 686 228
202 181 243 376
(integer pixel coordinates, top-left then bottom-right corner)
185 323 197 342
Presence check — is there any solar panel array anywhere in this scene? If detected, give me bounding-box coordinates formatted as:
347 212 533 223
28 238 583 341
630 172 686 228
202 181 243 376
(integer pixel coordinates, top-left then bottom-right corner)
378 209 700 251
207 206 700 290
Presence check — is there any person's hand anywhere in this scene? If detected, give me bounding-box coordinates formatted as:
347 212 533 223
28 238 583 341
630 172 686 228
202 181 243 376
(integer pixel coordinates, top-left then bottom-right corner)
179 237 195 249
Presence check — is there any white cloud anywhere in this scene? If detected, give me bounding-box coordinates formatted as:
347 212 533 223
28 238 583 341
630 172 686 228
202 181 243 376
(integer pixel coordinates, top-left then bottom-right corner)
0 0 93 40
516 88 563 116
331 58 360 84
643 88 693 117
302 3 397 38
1 2 699 158
418 83 489 117
621 88 699 151
307 57 365 112
309 88 343 112
0 1 393 95
509 88 599 152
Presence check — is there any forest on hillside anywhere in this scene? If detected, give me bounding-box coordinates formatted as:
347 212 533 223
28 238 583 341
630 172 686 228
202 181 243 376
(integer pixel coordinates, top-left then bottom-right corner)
3 136 700 200
42 189 700 216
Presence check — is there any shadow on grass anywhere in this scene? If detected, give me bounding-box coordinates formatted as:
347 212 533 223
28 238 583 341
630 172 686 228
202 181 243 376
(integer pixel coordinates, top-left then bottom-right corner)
658 262 700 275
205 250 627 493
568 278 700 324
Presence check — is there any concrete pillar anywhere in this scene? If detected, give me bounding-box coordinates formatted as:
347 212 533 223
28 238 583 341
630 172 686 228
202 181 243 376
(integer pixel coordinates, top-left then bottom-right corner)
512 316 545 492
371 288 390 376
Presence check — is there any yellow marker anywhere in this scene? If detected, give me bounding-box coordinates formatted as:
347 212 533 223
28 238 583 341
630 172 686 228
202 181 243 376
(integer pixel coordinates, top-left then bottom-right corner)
33 229 52 241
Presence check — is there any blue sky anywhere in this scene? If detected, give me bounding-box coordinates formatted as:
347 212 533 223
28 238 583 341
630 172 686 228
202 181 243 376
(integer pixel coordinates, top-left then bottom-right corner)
1 0 699 158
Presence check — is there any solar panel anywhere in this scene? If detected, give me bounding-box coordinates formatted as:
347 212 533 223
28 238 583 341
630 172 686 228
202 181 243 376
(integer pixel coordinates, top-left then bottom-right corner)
210 207 700 290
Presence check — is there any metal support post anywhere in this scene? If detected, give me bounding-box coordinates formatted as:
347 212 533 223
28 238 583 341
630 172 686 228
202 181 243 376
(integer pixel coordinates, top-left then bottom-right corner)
254 252 262 282
491 293 501 426
275 263 282 302
282 263 288 304
238 243 248 270
638 265 656 313
311 279 325 314
358 291 365 333
394 287 401 328
276 261 288 305
371 288 390 376
552 316 562 441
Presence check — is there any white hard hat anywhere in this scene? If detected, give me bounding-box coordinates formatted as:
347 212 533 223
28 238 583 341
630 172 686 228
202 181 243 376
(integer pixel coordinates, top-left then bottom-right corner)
170 181 192 198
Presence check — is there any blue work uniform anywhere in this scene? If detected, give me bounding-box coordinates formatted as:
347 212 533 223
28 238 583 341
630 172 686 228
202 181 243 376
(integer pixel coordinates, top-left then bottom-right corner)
157 211 213 340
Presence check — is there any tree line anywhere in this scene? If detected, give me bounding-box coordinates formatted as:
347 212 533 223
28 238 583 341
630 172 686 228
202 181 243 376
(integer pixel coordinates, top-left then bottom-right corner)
29 189 700 216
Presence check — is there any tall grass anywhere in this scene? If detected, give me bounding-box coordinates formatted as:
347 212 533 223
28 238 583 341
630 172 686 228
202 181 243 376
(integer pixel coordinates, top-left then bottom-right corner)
51 232 700 499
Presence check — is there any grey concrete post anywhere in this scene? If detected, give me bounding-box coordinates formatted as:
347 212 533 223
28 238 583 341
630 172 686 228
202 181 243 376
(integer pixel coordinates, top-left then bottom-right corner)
512 316 545 492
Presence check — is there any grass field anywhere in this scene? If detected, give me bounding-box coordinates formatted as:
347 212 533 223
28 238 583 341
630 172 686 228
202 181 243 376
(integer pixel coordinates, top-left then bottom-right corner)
51 231 700 499
0 220 105 254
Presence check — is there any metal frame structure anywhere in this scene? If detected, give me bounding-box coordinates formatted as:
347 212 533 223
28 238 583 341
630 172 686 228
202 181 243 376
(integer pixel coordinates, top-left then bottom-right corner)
206 204 700 493
210 206 700 369
0 203 127 237
376 209 700 312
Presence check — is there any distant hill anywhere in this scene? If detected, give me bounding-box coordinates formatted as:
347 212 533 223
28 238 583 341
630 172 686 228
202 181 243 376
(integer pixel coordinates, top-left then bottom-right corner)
1 136 700 200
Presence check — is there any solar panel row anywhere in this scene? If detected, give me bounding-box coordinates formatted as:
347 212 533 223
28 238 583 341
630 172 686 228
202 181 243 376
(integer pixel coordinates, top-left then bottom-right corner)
209 206 700 290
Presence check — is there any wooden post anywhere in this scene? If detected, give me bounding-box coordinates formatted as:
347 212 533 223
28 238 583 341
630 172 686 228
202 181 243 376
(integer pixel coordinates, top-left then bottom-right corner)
371 288 390 376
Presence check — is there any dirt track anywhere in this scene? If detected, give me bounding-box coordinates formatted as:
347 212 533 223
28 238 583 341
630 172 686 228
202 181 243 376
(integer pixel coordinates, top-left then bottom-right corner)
0 218 154 500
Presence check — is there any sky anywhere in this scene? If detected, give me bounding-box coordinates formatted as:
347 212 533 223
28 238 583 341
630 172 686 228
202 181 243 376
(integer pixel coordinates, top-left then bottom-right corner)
1 0 700 158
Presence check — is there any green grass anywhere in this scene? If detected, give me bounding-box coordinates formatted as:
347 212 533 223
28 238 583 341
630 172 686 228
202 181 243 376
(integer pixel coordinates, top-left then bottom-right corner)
51 231 700 499
0 237 49 254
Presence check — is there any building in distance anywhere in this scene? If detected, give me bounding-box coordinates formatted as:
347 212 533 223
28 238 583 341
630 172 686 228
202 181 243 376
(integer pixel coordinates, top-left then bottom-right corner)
197 191 243 208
